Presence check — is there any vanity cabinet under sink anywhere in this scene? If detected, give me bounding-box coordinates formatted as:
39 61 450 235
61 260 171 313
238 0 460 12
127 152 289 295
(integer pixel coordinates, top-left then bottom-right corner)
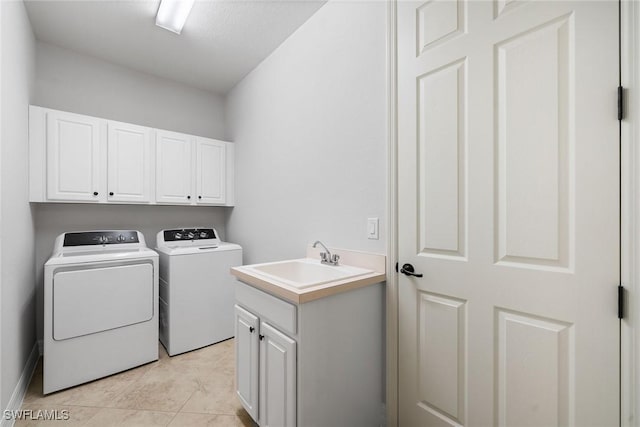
234 285 297 427
233 279 384 427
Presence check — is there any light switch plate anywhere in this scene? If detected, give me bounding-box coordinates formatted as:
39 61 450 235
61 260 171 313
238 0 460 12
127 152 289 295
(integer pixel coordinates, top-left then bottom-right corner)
367 217 379 240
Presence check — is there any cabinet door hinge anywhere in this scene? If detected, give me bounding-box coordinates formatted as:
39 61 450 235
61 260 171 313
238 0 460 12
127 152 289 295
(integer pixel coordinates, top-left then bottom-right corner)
618 86 624 121
618 284 625 319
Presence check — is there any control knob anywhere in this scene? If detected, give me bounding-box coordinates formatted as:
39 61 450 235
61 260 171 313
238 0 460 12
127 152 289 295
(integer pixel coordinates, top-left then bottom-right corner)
199 232 208 239
174 232 183 240
117 234 126 242
187 232 195 240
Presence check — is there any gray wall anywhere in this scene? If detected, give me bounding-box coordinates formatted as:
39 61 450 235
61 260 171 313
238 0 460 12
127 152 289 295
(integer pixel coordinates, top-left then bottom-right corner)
1 0 36 410
32 43 230 341
225 0 387 264
35 41 226 139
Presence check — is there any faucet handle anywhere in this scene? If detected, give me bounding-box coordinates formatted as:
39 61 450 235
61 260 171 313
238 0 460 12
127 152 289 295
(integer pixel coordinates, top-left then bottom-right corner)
320 252 329 262
331 254 340 264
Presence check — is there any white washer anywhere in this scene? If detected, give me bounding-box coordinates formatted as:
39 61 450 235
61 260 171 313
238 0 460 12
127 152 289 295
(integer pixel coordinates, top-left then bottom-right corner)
44 230 158 394
156 227 242 356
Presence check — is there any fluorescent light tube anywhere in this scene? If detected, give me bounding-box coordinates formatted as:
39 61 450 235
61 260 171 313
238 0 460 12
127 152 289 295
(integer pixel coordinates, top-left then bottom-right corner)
155 0 195 35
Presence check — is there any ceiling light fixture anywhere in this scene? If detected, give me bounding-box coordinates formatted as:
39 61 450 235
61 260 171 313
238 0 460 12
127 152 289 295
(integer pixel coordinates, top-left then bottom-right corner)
155 0 195 35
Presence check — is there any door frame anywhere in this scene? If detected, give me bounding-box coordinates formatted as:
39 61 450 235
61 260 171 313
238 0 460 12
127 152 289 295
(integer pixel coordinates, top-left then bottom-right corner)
385 1 638 426
385 0 398 425
622 1 638 425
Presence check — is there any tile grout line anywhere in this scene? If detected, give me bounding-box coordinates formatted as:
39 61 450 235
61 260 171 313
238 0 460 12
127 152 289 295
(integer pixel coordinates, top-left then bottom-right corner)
107 371 154 410
167 346 201 424
168 388 198 425
100 356 165 411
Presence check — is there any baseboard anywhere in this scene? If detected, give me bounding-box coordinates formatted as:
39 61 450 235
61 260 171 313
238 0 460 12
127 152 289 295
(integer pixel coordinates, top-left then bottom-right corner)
1 342 39 427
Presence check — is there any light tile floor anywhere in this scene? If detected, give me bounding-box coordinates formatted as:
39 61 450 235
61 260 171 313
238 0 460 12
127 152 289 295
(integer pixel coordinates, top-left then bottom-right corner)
17 339 257 427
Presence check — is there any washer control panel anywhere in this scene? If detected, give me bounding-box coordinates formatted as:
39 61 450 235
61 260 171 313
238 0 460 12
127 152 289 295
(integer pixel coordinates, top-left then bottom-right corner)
163 228 217 242
63 231 140 246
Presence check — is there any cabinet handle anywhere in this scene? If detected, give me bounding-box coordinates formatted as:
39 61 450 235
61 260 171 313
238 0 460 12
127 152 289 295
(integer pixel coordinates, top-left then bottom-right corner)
93 192 98 196
109 192 114 196
198 196 202 199
187 195 191 200
249 326 255 333
259 334 264 341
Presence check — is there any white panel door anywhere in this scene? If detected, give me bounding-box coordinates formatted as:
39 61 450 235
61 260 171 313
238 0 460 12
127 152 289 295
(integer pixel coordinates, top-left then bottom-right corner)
259 322 296 427
235 305 259 421
107 121 152 203
156 130 193 204
46 111 101 201
397 1 619 426
195 138 226 205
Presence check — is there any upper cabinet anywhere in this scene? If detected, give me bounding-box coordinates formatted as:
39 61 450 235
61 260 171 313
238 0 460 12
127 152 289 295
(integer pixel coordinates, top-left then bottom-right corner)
155 133 230 206
108 121 152 203
196 138 226 205
46 111 101 202
30 106 235 207
156 130 194 205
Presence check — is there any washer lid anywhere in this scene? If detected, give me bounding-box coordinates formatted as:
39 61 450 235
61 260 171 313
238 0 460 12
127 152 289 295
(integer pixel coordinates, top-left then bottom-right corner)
155 242 242 255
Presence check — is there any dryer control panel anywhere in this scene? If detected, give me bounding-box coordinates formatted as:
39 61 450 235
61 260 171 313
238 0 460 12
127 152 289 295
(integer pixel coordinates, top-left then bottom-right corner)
63 231 140 246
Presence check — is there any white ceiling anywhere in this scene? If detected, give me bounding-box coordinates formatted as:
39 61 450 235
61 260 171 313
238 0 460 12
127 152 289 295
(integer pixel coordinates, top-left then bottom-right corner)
24 0 326 95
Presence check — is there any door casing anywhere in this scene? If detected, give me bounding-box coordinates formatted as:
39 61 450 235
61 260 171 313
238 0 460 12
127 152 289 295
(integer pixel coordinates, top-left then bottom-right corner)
621 1 638 426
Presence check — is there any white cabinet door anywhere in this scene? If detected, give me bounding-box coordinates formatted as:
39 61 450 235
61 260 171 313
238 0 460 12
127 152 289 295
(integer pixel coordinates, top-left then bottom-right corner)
107 121 151 203
235 305 259 421
195 138 226 205
260 322 296 427
156 130 193 204
46 111 101 201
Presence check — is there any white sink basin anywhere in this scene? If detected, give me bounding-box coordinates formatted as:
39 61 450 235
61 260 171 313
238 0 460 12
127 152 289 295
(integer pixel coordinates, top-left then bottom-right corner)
243 258 373 289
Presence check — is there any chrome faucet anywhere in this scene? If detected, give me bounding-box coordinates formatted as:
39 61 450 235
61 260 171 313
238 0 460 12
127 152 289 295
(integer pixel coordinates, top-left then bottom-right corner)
313 240 340 266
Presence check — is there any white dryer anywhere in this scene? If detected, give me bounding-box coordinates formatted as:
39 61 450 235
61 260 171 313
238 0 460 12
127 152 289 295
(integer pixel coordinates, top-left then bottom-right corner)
156 228 242 356
44 230 158 394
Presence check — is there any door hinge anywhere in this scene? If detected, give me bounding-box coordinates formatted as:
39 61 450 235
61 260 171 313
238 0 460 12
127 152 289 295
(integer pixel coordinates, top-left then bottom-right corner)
618 284 625 319
618 86 624 121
